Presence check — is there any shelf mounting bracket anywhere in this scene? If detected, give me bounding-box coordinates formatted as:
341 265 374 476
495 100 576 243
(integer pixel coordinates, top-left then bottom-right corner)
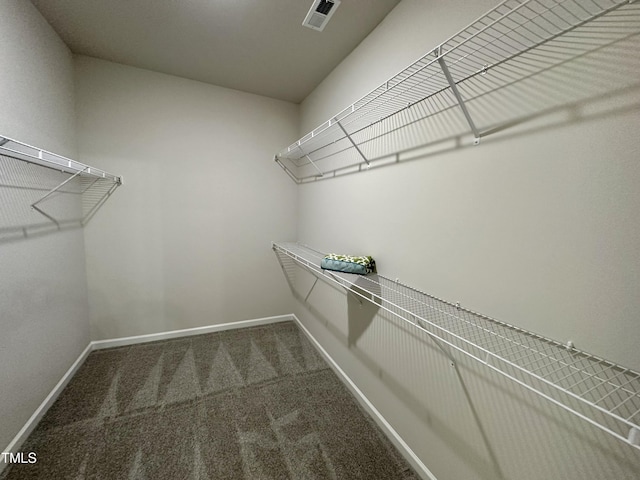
30 166 88 225
335 119 371 167
274 155 303 183
303 154 324 178
436 47 481 145
305 277 319 302
291 144 324 178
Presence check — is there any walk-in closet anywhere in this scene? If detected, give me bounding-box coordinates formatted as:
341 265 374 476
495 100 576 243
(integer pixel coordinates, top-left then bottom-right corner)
1 0 639 479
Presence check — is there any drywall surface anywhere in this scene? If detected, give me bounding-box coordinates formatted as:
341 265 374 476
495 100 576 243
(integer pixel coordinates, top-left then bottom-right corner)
294 0 640 478
75 56 298 340
0 0 90 452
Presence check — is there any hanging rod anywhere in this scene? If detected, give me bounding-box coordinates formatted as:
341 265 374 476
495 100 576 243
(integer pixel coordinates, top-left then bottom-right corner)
272 241 640 451
0 135 122 184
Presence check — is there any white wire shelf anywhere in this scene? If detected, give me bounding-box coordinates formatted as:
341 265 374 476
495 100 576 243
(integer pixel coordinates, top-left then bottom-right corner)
273 241 640 450
274 0 640 182
0 134 122 233
0 135 122 183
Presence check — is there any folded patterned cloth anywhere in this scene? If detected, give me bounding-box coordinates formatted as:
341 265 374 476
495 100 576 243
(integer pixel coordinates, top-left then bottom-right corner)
321 253 376 275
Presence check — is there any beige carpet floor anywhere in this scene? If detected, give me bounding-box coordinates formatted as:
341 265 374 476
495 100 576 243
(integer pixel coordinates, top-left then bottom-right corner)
1 321 418 479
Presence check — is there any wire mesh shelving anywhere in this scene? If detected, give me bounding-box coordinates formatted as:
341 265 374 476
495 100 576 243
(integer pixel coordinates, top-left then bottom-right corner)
0 135 122 233
0 135 121 183
274 0 640 182
273 241 640 450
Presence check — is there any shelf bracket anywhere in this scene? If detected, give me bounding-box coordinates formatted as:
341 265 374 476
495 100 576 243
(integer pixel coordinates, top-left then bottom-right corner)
305 277 319 302
436 48 481 145
274 155 302 183
303 154 324 178
335 119 371 167
284 144 324 178
295 143 324 178
30 166 88 225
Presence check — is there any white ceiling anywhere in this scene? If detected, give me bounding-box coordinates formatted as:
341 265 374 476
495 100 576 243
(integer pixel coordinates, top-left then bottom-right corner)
31 0 401 103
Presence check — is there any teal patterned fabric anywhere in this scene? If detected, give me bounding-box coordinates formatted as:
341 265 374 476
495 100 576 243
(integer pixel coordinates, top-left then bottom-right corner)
321 253 376 275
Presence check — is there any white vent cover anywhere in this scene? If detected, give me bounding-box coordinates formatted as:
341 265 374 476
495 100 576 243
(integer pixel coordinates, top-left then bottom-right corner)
302 0 341 32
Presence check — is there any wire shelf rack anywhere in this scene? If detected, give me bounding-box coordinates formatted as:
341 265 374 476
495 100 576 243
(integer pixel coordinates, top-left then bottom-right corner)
0 135 121 183
274 0 640 182
273 241 640 450
0 135 122 235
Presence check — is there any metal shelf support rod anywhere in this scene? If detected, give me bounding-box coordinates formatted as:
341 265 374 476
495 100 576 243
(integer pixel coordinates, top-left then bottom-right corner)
32 166 88 209
29 166 89 226
274 155 302 183
305 277 319 302
335 119 371 166
436 47 481 145
304 154 324 177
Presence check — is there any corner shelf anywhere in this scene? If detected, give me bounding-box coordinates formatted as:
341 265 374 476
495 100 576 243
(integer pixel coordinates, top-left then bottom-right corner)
274 0 640 182
273 241 640 450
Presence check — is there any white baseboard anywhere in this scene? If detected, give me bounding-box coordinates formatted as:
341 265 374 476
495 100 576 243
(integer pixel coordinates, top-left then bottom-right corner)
291 314 438 480
1 314 293 474
91 314 294 350
3 313 433 480
0 343 93 475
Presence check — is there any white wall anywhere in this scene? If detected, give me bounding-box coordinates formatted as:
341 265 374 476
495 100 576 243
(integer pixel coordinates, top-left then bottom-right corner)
0 0 90 452
293 0 640 479
75 56 299 340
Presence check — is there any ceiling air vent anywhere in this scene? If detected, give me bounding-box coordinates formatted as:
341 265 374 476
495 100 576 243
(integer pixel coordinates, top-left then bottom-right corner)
302 0 341 32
